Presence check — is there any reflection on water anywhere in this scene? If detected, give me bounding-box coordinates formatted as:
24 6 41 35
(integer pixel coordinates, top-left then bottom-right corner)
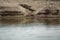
0 17 60 26
0 17 60 40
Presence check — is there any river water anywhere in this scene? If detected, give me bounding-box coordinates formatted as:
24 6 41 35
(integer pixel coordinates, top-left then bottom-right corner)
0 18 60 40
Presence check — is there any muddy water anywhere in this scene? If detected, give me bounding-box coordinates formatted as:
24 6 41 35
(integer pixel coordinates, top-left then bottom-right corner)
0 17 60 40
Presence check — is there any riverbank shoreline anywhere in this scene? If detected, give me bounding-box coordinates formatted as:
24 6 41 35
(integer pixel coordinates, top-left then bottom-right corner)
0 15 60 19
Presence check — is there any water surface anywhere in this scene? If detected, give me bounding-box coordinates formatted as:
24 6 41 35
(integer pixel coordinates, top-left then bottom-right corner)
0 18 60 40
